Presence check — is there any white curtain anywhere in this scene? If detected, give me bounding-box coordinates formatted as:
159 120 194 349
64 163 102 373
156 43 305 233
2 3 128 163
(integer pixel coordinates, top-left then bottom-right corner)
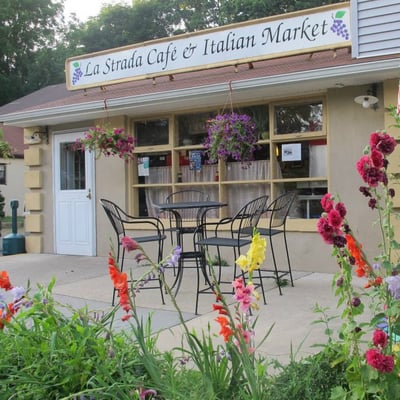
144 160 276 217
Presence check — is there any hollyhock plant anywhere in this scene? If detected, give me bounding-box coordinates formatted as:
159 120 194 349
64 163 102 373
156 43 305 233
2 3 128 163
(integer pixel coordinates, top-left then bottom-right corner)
317 110 400 397
203 112 258 165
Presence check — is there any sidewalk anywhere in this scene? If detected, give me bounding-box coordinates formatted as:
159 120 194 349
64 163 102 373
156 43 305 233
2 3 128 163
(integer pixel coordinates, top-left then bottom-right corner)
1 252 344 365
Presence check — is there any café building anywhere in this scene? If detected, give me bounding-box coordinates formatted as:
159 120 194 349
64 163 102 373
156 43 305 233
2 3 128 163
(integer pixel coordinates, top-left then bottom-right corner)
0 1 399 272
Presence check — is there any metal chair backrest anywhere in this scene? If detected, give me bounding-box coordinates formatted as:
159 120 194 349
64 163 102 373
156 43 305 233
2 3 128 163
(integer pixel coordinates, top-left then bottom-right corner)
166 189 209 223
100 198 125 237
231 195 269 238
265 191 296 230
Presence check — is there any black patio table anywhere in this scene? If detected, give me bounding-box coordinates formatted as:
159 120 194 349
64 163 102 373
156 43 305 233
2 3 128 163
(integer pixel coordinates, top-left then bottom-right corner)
155 200 227 295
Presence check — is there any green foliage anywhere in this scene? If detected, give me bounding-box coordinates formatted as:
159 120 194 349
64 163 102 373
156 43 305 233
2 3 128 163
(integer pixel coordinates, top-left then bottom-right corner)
0 0 65 105
0 128 13 159
266 343 349 400
0 281 151 399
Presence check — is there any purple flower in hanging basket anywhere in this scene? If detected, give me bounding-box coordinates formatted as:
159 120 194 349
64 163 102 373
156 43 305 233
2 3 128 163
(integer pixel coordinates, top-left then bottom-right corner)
203 112 258 165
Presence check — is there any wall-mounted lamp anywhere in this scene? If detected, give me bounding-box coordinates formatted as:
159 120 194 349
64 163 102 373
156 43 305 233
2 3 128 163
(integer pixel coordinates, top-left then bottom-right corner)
30 126 49 144
354 84 379 110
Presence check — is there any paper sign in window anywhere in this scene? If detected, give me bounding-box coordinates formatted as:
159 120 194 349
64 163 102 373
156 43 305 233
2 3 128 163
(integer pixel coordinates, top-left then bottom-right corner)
281 143 301 162
138 157 150 176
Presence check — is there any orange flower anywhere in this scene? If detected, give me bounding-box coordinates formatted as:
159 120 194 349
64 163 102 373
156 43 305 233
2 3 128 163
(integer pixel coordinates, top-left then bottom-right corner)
215 315 233 342
365 276 383 288
108 254 131 315
346 234 371 277
0 271 12 291
213 303 228 315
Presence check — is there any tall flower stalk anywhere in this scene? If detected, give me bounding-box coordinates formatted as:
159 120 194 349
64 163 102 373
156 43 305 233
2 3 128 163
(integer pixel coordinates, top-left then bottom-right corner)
317 108 400 398
109 231 271 398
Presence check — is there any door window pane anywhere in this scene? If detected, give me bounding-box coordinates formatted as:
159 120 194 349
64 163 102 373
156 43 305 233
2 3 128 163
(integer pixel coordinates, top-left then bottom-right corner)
60 143 85 190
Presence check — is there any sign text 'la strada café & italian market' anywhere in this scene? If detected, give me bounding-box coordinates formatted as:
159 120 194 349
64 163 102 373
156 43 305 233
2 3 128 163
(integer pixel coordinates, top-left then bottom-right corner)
65 3 350 91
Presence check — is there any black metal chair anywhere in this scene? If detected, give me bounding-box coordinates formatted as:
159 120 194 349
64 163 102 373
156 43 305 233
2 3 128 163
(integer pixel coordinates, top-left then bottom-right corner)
100 198 166 305
255 191 296 295
194 195 269 312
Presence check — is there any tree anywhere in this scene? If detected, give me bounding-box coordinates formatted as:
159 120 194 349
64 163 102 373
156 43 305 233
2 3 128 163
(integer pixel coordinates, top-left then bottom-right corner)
79 2 181 53
0 0 65 106
173 0 344 31
0 129 13 159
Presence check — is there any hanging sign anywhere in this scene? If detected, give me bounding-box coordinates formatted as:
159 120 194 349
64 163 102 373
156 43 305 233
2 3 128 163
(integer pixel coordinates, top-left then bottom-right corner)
189 150 202 171
66 3 350 91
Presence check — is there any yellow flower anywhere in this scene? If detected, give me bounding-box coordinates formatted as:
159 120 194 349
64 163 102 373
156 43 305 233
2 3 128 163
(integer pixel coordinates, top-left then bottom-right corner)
236 231 267 274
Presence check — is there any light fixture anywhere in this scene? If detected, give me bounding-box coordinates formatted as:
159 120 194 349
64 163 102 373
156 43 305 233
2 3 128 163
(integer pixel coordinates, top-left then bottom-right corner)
354 84 379 110
30 126 49 144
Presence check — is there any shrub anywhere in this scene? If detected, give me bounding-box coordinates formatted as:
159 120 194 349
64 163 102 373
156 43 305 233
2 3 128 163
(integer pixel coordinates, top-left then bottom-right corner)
267 344 349 400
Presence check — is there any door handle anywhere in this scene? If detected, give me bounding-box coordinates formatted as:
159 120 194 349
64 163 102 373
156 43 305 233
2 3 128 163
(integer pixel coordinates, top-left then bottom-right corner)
86 189 92 199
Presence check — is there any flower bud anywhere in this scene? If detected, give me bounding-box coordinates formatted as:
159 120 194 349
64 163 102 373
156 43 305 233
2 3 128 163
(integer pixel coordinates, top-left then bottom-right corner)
336 276 344 287
351 297 361 307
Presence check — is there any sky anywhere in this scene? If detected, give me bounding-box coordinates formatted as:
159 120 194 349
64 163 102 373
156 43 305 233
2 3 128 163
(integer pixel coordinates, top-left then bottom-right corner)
63 0 130 21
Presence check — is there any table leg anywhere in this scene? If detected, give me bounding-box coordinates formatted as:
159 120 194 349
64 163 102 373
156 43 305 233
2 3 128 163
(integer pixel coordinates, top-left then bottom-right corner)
167 210 184 295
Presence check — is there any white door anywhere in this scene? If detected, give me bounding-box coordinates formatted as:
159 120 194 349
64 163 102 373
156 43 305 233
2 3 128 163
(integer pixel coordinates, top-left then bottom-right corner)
54 132 95 255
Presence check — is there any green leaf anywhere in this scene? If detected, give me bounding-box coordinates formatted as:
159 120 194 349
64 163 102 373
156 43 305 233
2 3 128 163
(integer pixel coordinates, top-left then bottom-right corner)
330 386 348 400
335 11 346 19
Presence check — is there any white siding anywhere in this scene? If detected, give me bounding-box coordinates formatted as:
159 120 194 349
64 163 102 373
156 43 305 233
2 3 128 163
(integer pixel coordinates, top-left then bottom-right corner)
351 0 400 58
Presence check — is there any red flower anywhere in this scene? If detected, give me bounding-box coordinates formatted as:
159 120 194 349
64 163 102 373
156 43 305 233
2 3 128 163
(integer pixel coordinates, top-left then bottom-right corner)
108 254 131 315
213 303 228 315
370 149 384 168
370 131 397 155
327 209 343 228
366 348 394 373
215 316 233 342
373 329 388 349
121 236 139 252
0 271 12 291
321 193 334 212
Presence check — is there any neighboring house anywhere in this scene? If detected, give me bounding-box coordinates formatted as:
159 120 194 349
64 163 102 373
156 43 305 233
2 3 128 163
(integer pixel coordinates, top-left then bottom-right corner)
0 125 26 216
0 84 74 216
0 1 399 273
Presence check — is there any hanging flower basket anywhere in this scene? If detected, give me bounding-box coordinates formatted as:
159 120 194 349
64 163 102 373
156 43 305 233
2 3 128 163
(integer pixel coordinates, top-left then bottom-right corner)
74 126 135 162
203 112 258 164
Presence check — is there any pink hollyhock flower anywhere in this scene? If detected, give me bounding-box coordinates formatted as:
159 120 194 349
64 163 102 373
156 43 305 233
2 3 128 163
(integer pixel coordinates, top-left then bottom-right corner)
327 209 343 228
356 155 371 177
321 193 334 212
121 236 139 252
370 149 384 168
366 348 394 373
335 202 347 218
317 217 335 244
370 132 397 155
373 329 388 348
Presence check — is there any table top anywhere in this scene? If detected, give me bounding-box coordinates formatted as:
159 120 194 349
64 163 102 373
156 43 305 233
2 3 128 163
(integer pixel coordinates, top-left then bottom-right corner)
155 200 227 210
